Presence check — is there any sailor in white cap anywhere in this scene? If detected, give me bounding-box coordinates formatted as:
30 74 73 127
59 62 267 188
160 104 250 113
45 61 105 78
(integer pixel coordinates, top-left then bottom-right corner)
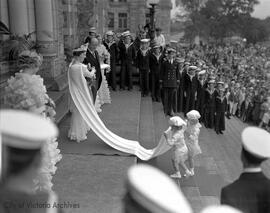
119 30 136 90
0 110 64 213
196 70 207 119
214 87 227 135
185 110 202 176
183 65 198 114
104 30 118 91
201 205 243 213
89 27 97 37
204 79 216 129
149 42 162 102
163 116 191 178
137 38 151 96
84 27 97 43
220 127 270 213
123 164 193 213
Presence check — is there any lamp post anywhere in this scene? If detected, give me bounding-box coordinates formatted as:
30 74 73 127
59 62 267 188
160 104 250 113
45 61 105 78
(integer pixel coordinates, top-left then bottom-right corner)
147 0 159 39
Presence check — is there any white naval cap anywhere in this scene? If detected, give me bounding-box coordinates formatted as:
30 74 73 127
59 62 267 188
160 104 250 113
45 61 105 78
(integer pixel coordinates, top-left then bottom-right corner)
0 110 58 149
188 66 198 70
198 70 206 75
126 164 193 213
169 116 186 127
141 38 150 43
105 30 114 36
122 31 131 37
89 27 96 33
241 127 270 159
186 110 201 120
201 205 243 213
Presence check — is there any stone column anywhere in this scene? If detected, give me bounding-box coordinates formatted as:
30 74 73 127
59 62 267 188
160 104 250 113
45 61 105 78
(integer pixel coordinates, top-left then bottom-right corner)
27 0 36 40
0 0 9 28
34 0 56 57
8 0 29 35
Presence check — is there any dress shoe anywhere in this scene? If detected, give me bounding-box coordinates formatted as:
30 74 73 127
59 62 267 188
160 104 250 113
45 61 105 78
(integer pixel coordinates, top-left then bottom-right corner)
216 131 219 135
219 131 223 134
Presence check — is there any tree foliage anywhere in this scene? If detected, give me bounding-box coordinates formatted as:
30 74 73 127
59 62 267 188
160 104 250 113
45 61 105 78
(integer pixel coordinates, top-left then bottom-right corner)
179 0 269 43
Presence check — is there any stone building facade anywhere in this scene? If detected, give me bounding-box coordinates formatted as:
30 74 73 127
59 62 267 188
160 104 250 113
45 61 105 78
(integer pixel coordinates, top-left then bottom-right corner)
0 0 171 116
104 0 172 41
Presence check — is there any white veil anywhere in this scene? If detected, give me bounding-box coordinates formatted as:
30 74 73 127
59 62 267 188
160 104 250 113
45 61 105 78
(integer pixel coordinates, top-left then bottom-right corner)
68 62 171 160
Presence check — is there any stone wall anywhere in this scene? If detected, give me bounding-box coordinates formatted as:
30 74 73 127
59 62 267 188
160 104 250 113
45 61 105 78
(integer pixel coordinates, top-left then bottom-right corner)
77 0 96 44
155 0 172 43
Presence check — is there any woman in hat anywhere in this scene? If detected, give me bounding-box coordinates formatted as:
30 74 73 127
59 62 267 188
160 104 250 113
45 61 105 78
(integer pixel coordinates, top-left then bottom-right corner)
214 88 227 134
68 44 96 143
4 50 62 192
96 34 111 105
163 116 191 178
184 110 202 176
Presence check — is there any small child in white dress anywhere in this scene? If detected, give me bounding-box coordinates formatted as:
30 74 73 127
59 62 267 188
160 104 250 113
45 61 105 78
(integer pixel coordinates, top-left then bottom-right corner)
164 116 191 179
185 110 202 176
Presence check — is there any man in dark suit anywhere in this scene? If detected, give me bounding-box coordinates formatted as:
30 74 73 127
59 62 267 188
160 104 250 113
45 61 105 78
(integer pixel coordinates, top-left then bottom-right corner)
220 127 270 213
83 37 102 102
159 48 180 116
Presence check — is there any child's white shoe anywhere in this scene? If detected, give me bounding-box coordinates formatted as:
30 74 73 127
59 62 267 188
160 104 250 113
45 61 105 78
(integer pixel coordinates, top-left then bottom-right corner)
184 170 192 178
170 172 181 178
190 168 195 176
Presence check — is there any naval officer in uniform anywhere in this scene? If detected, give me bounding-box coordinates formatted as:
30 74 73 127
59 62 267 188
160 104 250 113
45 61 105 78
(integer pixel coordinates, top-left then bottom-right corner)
220 127 270 213
159 48 180 116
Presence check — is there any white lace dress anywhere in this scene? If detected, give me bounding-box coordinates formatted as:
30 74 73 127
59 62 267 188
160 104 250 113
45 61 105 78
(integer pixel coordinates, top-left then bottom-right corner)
96 44 111 105
68 63 95 142
5 72 62 192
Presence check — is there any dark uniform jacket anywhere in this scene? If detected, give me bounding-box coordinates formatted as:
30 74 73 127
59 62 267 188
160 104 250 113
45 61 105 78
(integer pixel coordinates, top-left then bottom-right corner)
196 79 207 112
103 41 118 63
221 172 270 213
215 95 227 113
136 49 150 71
160 59 180 88
149 53 162 75
83 49 102 90
118 42 136 65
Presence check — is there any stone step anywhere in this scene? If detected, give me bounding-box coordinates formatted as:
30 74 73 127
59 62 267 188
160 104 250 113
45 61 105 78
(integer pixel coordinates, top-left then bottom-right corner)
47 89 69 124
54 91 69 124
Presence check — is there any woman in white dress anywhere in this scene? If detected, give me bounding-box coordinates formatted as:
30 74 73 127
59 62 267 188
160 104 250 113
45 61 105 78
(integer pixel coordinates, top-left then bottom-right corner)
96 34 111 105
4 50 62 192
68 44 96 142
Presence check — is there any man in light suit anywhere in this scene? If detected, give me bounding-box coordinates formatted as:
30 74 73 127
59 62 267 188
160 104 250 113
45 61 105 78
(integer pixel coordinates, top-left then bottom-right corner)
220 127 270 213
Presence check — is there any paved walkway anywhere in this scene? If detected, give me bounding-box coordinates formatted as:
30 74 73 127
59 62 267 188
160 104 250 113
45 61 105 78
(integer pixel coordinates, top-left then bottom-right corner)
53 91 270 213
146 101 270 213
